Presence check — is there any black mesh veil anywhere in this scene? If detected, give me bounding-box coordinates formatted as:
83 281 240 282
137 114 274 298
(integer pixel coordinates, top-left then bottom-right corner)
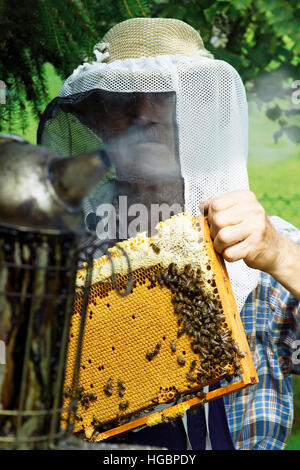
37 89 185 244
37 91 104 157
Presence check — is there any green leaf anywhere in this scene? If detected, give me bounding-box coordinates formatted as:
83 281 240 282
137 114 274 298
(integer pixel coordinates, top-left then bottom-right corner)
118 0 150 18
231 0 252 9
203 4 219 22
266 105 282 121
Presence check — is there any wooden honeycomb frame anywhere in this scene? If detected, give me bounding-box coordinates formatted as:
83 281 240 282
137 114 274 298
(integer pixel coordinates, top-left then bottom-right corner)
63 214 258 442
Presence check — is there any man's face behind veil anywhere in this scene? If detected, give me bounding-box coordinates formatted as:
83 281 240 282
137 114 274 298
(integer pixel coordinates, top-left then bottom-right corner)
62 91 180 184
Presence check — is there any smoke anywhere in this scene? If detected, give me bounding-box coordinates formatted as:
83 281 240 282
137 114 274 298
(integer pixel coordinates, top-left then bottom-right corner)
247 67 300 162
105 118 181 184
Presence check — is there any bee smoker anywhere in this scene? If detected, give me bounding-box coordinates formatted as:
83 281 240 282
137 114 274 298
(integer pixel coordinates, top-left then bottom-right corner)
0 134 111 449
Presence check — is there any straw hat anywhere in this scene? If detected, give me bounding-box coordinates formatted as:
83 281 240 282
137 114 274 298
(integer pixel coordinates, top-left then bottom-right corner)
101 17 213 63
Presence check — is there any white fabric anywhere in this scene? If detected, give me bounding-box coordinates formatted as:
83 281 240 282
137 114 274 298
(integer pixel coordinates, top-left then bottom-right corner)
59 53 259 312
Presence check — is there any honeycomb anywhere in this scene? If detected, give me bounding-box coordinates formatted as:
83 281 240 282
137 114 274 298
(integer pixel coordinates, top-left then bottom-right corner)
63 213 249 441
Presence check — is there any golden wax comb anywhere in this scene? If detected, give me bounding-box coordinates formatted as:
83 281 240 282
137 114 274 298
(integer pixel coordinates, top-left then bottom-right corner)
62 213 258 442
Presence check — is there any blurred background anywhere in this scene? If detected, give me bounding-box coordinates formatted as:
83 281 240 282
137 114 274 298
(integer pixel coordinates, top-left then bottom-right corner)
0 0 299 449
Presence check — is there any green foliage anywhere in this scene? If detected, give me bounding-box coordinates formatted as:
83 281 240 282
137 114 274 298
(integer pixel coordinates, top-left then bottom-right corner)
118 0 150 19
149 0 300 143
0 0 100 132
0 0 299 141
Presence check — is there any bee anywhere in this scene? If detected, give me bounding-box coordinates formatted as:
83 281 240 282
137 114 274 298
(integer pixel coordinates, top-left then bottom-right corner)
200 336 209 347
194 282 203 291
177 327 185 338
151 244 160 254
184 394 194 401
92 415 100 426
210 338 219 348
177 356 186 367
189 359 197 371
74 412 83 422
191 344 202 354
146 351 155 361
185 326 194 337
170 340 177 353
155 341 161 351
234 369 242 378
182 308 192 317
172 263 178 275
224 350 233 360
184 264 192 275
201 328 211 337
119 400 129 411
174 305 183 314
92 431 99 441
107 377 113 387
144 407 155 413
150 274 157 284
118 379 126 390
64 386 72 399
79 390 92 409
197 365 208 375
196 390 206 400
88 393 98 401
185 372 196 383
216 313 226 321
103 377 113 396
76 386 85 399
232 343 247 358
193 319 202 329
221 329 232 340
238 351 247 358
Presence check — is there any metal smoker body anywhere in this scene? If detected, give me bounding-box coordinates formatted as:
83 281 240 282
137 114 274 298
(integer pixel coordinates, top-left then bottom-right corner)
0 135 110 449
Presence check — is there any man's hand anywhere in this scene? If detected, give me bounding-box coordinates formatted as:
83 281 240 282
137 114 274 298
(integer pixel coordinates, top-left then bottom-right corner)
200 190 281 272
200 190 300 299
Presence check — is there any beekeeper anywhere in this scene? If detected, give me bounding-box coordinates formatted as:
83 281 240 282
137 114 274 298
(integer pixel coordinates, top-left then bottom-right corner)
38 17 300 450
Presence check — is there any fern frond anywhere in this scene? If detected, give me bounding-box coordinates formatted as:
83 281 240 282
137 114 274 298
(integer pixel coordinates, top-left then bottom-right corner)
118 0 150 19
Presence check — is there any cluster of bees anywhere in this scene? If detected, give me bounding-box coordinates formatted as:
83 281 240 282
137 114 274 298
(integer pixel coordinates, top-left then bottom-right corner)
103 377 129 411
64 385 98 422
150 261 245 385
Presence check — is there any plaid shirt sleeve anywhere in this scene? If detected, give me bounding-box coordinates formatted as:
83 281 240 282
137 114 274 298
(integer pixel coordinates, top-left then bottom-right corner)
223 216 300 450
268 216 300 376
